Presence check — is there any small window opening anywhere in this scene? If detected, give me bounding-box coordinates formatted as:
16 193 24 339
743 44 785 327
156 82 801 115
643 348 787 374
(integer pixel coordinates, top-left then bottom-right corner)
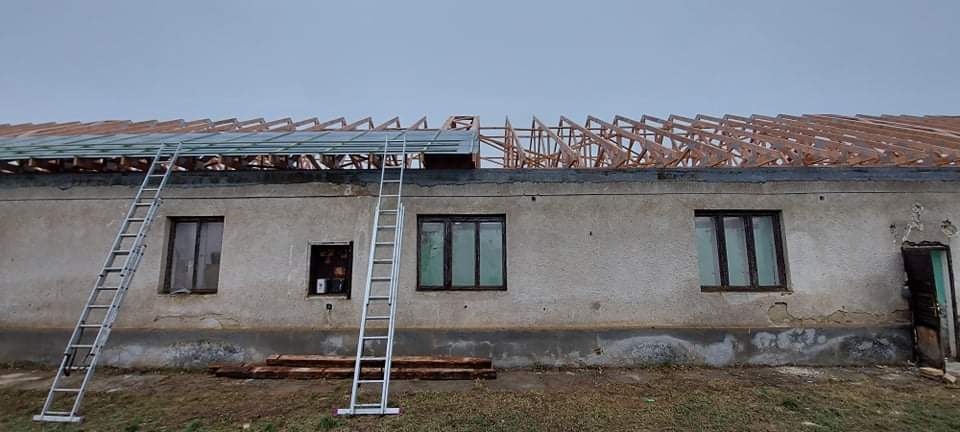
308 243 353 297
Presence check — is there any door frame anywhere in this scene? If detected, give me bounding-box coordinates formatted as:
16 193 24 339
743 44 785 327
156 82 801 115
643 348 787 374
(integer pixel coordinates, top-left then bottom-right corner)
903 241 959 363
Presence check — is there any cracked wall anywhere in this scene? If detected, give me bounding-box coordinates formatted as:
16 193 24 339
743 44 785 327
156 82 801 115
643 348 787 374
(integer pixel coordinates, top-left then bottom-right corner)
767 302 910 326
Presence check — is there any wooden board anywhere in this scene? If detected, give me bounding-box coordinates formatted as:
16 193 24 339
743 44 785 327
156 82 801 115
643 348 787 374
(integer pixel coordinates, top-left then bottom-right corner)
211 364 496 381
264 354 492 370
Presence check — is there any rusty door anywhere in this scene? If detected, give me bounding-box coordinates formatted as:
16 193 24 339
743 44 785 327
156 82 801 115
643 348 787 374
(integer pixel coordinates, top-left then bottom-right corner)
903 247 945 368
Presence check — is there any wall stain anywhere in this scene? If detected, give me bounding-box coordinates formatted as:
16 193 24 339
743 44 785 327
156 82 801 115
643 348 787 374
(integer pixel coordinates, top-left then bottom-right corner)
152 313 240 329
767 302 905 326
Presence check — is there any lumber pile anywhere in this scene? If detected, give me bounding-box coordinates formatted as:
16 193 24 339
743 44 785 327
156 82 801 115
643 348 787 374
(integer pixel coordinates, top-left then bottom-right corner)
209 354 496 380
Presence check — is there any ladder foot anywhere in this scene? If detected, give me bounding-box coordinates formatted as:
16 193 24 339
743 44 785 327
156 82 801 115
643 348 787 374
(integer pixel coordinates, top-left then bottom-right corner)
33 414 84 423
336 407 400 416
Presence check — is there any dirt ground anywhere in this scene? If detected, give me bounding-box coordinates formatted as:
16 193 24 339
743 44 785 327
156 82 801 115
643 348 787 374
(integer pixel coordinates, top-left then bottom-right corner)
0 364 958 432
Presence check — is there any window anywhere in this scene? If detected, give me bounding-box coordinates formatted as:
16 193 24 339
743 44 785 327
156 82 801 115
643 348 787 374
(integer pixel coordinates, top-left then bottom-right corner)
417 215 506 290
164 217 224 294
308 243 353 297
694 211 786 291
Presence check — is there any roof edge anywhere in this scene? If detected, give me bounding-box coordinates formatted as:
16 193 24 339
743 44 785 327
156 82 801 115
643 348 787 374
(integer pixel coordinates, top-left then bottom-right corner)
2 167 959 189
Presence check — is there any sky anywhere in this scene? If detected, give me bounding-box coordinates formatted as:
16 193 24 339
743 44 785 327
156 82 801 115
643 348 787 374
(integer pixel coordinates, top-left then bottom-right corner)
0 0 958 126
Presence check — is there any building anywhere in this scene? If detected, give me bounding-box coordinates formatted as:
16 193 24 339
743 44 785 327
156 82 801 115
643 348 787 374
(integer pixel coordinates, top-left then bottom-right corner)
1 114 959 369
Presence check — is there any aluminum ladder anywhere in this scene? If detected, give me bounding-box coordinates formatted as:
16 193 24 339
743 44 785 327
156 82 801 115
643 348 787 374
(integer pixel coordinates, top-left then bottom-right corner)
34 142 183 423
338 137 408 416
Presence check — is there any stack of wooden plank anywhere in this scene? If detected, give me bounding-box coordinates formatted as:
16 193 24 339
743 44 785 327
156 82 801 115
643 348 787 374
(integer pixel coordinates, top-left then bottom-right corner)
209 354 496 380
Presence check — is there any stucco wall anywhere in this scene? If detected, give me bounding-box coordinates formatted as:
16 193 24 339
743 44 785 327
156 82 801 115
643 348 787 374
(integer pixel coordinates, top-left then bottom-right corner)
2 169 958 335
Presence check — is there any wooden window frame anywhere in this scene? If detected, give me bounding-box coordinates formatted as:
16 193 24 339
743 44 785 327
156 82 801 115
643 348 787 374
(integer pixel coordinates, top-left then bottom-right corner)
163 216 224 294
306 241 353 298
695 210 788 292
417 215 507 291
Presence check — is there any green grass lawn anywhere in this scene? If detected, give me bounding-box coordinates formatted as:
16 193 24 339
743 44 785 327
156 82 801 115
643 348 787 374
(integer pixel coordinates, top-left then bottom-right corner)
2 366 958 431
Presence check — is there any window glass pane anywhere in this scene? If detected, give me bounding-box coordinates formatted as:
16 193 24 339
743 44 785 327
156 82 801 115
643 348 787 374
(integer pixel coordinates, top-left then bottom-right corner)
451 222 476 286
419 222 444 286
695 217 721 286
194 221 223 292
479 222 503 286
752 216 781 286
169 222 198 293
723 217 750 286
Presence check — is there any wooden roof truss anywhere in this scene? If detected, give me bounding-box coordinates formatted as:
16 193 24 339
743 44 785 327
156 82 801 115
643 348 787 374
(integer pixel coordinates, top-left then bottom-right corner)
1 114 958 173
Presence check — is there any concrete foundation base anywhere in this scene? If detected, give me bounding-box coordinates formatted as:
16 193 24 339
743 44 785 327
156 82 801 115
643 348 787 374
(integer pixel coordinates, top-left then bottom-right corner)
1 326 912 369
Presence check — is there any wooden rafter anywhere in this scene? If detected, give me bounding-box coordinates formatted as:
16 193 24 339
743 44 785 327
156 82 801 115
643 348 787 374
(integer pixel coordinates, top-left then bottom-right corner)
1 114 959 173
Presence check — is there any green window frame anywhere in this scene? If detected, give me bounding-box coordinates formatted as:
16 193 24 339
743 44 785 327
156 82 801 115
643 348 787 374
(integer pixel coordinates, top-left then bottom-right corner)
694 210 787 292
417 215 506 291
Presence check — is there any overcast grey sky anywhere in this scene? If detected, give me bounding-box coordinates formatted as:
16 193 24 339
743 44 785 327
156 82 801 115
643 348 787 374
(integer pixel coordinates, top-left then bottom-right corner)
0 0 957 125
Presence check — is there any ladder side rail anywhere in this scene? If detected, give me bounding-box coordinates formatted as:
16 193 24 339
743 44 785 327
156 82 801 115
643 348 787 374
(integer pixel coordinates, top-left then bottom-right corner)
107 143 181 266
378 138 406 412
36 143 179 422
68 144 180 417
346 137 390 413
37 143 170 418
101 143 168 264
86 142 179 348
84 185 164 364
70 243 147 416
380 202 404 411
59 143 168 360
149 143 182 198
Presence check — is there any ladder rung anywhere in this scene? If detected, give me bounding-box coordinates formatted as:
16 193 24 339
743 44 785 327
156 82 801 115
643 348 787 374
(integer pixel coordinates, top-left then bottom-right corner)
377 225 397 230
53 388 81 393
383 180 402 183
357 379 384 383
366 316 390 320
375 242 394 246
113 250 131 254
102 267 124 272
380 209 398 214
127 218 146 222
370 277 391 281
87 305 112 309
70 344 94 349
96 286 120 291
133 202 152 206
79 324 101 329
368 296 390 301
373 259 393 264
362 336 388 341
120 233 139 237
40 410 73 416
381 194 400 198
360 356 387 360
143 188 160 192
148 174 165 177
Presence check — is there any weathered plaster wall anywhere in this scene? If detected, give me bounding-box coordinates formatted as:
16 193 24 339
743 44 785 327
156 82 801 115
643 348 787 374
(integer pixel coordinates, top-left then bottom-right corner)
2 169 959 331
0 326 911 368
0 168 958 366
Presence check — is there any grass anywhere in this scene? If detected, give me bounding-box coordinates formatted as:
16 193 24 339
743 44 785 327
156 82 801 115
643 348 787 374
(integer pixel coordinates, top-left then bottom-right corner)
1 366 958 431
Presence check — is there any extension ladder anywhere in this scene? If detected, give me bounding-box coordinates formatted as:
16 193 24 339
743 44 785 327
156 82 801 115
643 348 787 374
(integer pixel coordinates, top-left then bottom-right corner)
338 138 408 416
34 143 183 423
